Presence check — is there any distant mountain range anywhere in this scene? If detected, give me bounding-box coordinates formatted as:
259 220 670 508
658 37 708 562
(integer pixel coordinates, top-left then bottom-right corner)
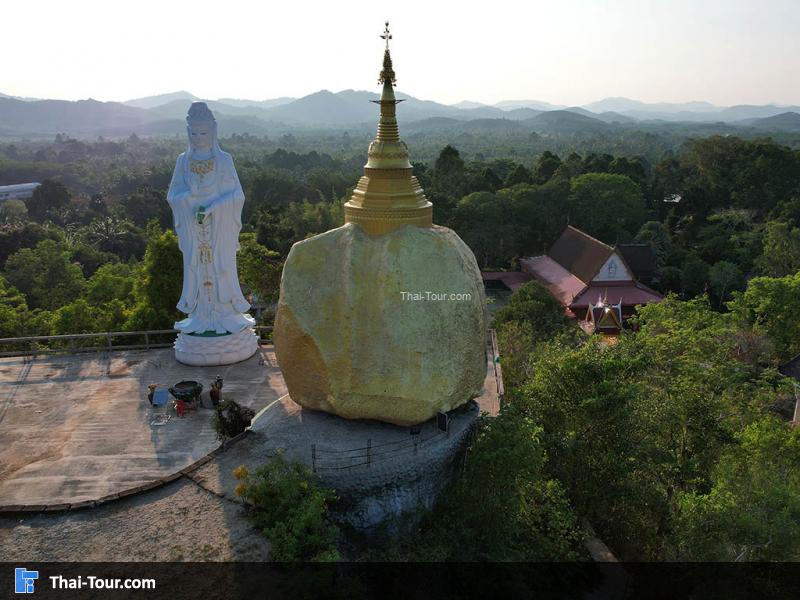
0 89 798 138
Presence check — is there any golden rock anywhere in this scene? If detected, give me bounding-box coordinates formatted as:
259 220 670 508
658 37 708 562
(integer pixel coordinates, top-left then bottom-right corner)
274 224 487 426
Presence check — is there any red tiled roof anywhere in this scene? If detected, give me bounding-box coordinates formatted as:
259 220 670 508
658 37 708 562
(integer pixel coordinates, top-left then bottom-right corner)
618 244 657 280
520 255 587 305
482 271 533 291
570 281 663 309
548 226 613 283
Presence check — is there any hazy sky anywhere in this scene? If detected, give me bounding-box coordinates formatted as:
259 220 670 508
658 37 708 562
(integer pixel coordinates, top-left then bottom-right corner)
3 0 799 106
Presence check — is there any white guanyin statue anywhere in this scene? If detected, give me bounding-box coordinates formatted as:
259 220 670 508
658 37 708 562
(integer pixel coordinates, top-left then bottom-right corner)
167 102 258 365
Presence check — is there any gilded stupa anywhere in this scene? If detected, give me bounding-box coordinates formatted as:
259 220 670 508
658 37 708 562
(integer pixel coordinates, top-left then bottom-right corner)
273 24 487 426
343 23 433 235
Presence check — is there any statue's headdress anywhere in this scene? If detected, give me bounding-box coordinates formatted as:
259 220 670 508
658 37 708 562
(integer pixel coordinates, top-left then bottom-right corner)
187 101 216 124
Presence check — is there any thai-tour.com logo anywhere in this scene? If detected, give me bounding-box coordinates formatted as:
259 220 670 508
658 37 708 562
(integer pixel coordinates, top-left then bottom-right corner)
15 568 38 594
14 567 156 593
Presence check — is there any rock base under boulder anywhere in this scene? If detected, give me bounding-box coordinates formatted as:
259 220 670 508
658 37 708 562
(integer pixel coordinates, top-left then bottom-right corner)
249 395 479 535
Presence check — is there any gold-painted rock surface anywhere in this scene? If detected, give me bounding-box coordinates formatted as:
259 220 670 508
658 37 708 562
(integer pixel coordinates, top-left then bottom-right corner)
274 223 487 426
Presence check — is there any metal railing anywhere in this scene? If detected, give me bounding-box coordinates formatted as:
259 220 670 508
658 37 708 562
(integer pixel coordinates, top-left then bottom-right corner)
489 328 504 403
0 326 274 358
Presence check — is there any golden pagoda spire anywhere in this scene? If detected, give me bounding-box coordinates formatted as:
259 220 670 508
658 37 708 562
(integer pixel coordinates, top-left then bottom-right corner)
343 22 433 236
375 23 399 141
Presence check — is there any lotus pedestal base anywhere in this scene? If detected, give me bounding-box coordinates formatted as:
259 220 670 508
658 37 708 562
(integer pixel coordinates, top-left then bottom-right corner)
174 328 259 366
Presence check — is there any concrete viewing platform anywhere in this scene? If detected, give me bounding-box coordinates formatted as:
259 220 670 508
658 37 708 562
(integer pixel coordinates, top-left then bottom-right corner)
0 346 287 509
0 333 500 512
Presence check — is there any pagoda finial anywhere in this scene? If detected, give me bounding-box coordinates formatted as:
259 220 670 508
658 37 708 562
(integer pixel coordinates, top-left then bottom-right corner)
381 21 392 50
379 22 396 87
373 21 402 141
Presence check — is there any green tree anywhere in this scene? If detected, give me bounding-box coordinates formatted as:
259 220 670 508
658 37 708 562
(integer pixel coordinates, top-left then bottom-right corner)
635 221 672 269
680 253 710 298
432 145 466 198
25 179 70 222
708 260 743 307
70 242 120 278
52 298 103 335
255 199 342 256
695 209 761 269
81 215 146 260
513 335 660 558
377 406 583 561
434 407 583 560
20 309 53 338
0 275 29 338
495 320 535 389
674 417 800 561
97 299 129 332
87 192 108 219
568 173 646 243
0 221 63 268
125 222 182 331
493 281 569 337
4 239 86 310
452 192 521 268
729 272 800 361
658 265 682 293
582 153 614 174
244 169 311 223
238 233 282 305
0 199 28 225
504 163 533 187
757 220 800 277
533 151 562 184
120 186 172 229
609 156 647 188
84 262 136 306
471 166 503 192
500 179 570 254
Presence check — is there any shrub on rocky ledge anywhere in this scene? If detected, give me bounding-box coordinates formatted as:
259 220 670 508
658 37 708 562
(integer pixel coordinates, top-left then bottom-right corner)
233 456 340 561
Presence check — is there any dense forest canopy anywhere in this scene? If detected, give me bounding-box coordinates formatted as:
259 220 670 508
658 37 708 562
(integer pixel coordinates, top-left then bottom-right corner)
1 132 799 341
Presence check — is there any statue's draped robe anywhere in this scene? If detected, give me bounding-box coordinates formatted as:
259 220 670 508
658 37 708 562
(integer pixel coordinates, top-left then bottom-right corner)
167 150 253 334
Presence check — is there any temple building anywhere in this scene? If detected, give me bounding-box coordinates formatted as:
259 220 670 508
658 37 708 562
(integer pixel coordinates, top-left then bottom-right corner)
510 226 663 333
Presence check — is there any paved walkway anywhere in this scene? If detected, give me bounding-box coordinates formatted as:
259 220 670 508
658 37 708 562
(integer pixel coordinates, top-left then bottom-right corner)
0 346 286 508
0 477 271 562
